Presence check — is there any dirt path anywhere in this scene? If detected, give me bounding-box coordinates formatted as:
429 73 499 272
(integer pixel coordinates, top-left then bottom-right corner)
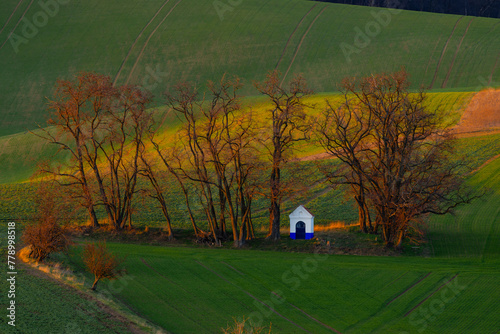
0 0 34 51
275 4 318 70
125 0 182 85
441 18 475 89
428 16 463 89
0 0 24 36
113 0 172 86
280 6 328 87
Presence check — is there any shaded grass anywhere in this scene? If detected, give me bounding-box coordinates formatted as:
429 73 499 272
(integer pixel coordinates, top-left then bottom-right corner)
56 241 500 333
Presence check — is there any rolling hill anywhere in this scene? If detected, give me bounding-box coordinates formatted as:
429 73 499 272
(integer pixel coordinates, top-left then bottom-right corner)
0 0 498 136
0 2 499 333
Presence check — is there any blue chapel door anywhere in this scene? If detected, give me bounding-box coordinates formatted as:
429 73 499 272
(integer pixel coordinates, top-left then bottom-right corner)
296 221 306 239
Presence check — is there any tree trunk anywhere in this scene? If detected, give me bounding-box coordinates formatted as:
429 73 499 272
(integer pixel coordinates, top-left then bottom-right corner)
92 164 115 225
268 199 281 240
174 173 199 237
365 202 373 232
87 206 99 228
91 277 99 291
355 195 367 233
267 165 281 241
395 230 404 250
159 202 174 240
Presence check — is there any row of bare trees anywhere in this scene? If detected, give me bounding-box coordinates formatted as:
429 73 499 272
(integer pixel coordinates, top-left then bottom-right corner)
36 69 473 248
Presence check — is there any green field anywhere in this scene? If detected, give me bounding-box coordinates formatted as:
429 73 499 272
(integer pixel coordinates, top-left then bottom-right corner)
1 1 500 333
0 0 498 136
0 130 498 333
57 235 500 333
47 148 500 333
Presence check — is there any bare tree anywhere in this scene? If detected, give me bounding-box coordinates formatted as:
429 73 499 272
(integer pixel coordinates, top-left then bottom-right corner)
315 85 374 233
35 73 152 230
163 75 261 246
255 71 312 241
165 82 223 241
82 241 124 291
139 148 175 240
94 84 153 229
149 139 202 238
316 69 475 248
33 72 113 228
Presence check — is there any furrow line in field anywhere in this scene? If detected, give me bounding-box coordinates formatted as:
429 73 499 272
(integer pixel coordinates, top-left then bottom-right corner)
0 0 24 36
221 261 246 276
428 16 463 89
470 154 500 175
422 37 442 87
489 52 499 86
442 18 475 88
140 258 214 331
113 0 172 86
280 5 328 87
275 3 318 70
289 303 343 333
219 260 342 333
140 257 176 285
0 0 35 51
386 272 432 306
380 271 410 291
404 274 459 317
125 0 182 85
196 260 312 333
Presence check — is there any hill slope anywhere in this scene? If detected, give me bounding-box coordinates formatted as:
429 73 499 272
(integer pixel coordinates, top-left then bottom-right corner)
0 0 498 136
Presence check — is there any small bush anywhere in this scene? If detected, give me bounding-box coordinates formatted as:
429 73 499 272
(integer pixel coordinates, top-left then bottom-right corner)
22 178 72 262
22 220 70 262
222 317 272 334
82 241 124 291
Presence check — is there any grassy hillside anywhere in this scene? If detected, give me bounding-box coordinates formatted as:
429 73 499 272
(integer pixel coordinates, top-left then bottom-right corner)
428 152 500 259
0 264 138 333
0 91 473 185
0 0 498 136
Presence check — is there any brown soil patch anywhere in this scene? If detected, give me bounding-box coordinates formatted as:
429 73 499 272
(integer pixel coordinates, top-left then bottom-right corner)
454 88 500 133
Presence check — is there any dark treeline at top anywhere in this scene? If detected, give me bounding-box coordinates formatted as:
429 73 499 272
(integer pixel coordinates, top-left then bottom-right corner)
313 0 500 18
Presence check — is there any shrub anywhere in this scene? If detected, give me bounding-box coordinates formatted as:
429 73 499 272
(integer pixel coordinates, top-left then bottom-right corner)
82 241 124 291
22 220 69 262
222 317 272 334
